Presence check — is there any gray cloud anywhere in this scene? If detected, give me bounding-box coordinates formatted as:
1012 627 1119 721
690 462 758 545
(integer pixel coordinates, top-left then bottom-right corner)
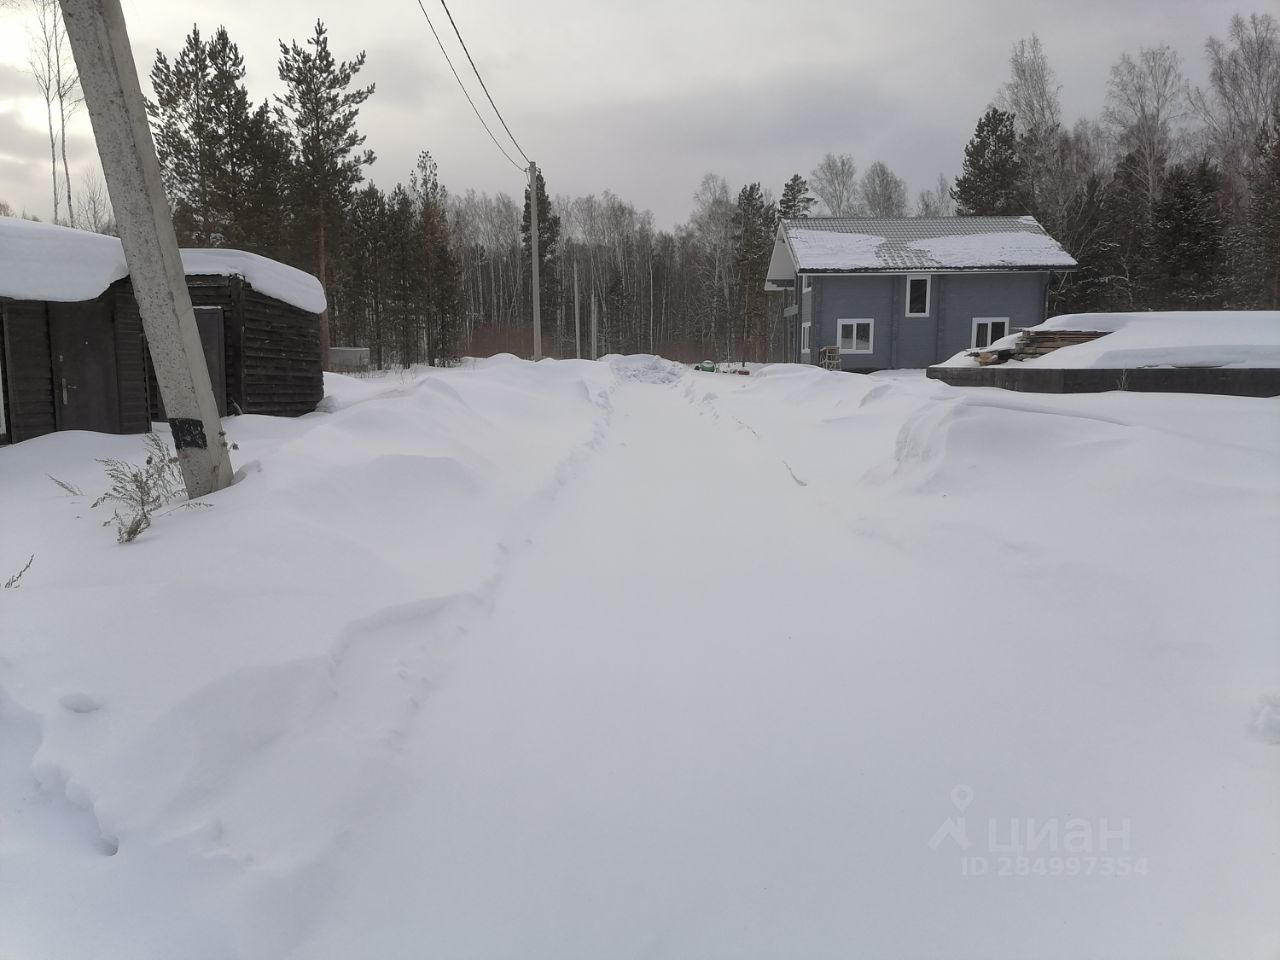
0 0 1244 225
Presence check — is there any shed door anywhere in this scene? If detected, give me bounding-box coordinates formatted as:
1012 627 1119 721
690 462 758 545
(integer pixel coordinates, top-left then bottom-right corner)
193 307 227 416
146 307 227 418
50 302 120 434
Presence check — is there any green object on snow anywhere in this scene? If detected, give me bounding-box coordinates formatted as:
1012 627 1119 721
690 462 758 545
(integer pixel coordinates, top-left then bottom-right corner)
695 360 717 372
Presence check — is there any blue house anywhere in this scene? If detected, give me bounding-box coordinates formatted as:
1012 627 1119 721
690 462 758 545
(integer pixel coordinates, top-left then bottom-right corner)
765 217 1078 370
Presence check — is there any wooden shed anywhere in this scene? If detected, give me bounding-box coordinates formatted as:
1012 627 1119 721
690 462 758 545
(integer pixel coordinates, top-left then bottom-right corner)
1 218 325 445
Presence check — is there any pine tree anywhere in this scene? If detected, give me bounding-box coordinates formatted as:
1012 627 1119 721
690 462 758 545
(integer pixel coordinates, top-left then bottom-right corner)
732 183 778 362
1237 106 1280 308
413 151 463 364
1150 160 1226 309
276 20 376 359
521 169 561 346
228 102 294 258
148 26 214 242
149 26 288 253
778 174 815 220
952 107 1027 216
336 182 389 364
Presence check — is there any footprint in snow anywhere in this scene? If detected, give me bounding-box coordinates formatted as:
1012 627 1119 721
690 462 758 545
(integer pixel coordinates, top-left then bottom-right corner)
58 692 102 714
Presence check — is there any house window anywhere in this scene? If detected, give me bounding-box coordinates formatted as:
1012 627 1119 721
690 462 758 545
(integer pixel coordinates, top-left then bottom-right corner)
906 275 931 316
972 317 1009 349
837 319 874 354
802 275 812 292
801 321 811 354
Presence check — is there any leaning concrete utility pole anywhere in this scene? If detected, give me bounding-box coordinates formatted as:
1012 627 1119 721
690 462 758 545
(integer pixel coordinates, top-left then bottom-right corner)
59 0 232 498
528 161 542 361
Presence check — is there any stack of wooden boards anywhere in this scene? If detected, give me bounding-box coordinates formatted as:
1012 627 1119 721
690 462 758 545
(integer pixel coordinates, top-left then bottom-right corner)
974 329 1109 366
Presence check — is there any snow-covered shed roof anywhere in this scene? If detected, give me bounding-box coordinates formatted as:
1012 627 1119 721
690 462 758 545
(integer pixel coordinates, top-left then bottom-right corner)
0 216 326 313
767 216 1077 284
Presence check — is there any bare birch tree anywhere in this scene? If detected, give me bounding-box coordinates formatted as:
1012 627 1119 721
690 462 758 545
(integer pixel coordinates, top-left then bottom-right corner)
52 4 81 227
914 174 956 216
74 171 114 234
1188 13 1280 208
28 0 60 222
860 160 908 216
998 34 1062 143
1104 45 1187 208
809 153 862 216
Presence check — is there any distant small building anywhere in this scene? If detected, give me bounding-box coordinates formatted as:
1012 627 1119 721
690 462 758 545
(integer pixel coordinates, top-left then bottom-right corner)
765 216 1078 370
0 218 326 445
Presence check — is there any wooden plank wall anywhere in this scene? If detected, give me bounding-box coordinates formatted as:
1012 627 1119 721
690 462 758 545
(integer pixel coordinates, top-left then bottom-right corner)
1 301 56 442
240 288 322 417
136 278 321 421
110 283 151 433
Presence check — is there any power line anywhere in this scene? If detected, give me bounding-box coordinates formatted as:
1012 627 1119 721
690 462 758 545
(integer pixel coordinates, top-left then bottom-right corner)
436 0 530 165
412 0 524 173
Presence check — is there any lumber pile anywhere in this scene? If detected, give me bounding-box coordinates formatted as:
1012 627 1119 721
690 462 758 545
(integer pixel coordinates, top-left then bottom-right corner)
1013 329 1108 360
968 329 1110 366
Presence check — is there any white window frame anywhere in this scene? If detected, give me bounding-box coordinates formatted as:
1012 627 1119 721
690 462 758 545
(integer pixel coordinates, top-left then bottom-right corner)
837 318 874 355
800 321 812 354
905 274 931 317
972 316 1010 349
802 274 812 292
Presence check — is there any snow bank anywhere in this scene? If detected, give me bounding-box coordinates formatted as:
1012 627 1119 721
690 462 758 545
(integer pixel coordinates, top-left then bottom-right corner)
2 356 1277 958
936 311 1280 369
0 216 325 312
1027 311 1280 368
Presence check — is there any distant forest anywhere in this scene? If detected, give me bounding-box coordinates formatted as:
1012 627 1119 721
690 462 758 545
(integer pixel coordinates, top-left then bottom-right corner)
13 4 1280 365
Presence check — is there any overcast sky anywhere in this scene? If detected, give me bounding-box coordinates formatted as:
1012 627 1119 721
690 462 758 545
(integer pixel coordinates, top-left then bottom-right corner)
0 0 1247 228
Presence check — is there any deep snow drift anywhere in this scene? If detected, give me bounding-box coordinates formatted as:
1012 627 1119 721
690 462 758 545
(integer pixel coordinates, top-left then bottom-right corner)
1 356 1277 959
940 309 1280 369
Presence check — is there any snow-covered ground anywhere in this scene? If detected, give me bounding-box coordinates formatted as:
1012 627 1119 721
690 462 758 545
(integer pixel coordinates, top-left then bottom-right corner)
2 356 1278 959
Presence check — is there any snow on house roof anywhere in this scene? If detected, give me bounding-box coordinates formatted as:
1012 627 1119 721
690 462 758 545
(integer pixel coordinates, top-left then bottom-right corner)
0 216 327 313
776 216 1078 274
936 311 1280 369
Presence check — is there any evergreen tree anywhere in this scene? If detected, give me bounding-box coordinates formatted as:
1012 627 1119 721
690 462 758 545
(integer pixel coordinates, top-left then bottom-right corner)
276 20 376 358
148 26 215 242
521 169 561 343
413 151 463 364
1150 160 1226 309
148 26 290 254
732 182 778 362
778 174 815 220
336 182 389 364
952 107 1027 215
1237 105 1280 308
228 101 294 258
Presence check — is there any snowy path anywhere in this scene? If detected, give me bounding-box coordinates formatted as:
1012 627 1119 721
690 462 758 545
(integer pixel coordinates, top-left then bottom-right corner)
2 359 1278 959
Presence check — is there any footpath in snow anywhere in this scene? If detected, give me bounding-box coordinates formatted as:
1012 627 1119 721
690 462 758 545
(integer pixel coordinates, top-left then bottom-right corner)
1 356 1278 959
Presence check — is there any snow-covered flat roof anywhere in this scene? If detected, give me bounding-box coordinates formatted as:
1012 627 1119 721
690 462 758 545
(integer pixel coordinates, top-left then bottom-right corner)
0 216 326 313
775 216 1077 275
937 310 1280 369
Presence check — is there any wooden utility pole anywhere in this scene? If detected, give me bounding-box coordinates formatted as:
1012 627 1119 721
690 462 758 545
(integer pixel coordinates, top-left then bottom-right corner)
528 161 542 361
573 260 581 360
58 0 232 498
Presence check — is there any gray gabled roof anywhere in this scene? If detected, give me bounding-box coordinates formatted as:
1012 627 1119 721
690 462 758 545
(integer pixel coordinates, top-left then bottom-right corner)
771 216 1078 277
